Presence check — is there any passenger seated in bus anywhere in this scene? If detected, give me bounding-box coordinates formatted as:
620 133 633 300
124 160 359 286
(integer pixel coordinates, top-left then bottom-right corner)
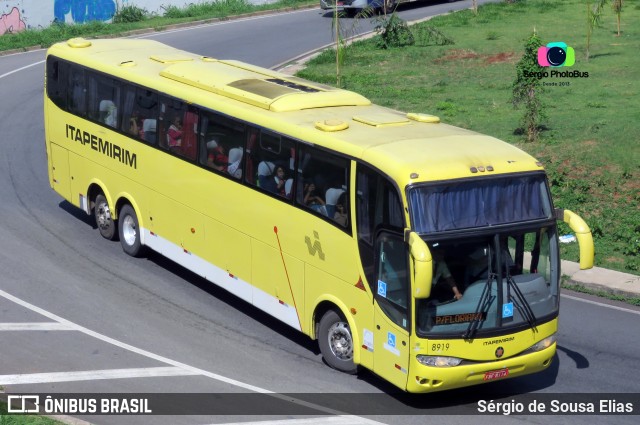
167 116 183 148
99 100 117 127
284 178 293 198
257 161 275 188
431 248 463 301
263 165 288 196
227 147 243 179
206 140 228 172
333 193 348 226
325 178 345 219
128 113 140 137
142 119 157 144
304 182 327 215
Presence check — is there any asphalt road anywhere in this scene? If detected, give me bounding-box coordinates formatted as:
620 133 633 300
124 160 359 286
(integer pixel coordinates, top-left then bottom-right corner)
0 2 639 425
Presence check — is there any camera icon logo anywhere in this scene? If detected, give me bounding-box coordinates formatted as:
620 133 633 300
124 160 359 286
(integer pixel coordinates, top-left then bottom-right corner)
538 42 575 67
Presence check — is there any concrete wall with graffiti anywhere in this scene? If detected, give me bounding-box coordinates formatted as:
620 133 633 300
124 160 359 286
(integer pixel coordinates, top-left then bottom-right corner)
1 1 199 35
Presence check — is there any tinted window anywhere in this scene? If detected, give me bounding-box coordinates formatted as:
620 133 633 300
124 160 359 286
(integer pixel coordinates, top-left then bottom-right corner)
199 111 246 179
158 96 198 161
248 130 296 199
296 145 350 227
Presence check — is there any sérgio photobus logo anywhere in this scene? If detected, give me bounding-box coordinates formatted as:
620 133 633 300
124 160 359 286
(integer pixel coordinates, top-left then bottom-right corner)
525 41 589 86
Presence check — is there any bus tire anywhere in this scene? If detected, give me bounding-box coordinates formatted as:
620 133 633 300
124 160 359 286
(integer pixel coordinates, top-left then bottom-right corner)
94 194 117 241
318 310 358 374
118 204 144 257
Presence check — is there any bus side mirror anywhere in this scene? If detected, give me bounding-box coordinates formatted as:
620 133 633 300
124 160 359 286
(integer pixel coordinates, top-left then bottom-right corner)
556 208 594 270
409 232 432 299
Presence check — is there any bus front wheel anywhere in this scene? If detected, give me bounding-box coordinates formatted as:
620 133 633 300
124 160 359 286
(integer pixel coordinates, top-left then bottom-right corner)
318 310 358 374
118 204 144 257
95 194 117 241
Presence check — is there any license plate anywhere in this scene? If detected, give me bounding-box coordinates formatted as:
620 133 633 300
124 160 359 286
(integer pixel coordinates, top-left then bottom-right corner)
483 368 509 381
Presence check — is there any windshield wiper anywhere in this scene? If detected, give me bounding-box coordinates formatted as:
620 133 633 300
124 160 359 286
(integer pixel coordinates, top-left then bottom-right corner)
464 273 496 339
505 265 537 330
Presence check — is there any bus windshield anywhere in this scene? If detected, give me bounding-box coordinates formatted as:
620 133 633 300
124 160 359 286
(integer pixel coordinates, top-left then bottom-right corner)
415 226 559 338
408 174 553 234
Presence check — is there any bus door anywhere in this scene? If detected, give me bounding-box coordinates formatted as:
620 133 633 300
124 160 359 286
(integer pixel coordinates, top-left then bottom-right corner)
373 233 411 389
356 164 410 389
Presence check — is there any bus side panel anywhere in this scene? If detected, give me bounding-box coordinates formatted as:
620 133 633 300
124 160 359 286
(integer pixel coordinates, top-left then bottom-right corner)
50 143 71 202
251 238 304 331
203 217 252 287
147 192 205 265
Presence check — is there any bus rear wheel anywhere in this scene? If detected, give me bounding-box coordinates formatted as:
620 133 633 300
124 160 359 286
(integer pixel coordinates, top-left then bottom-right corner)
118 204 144 257
94 194 117 241
318 310 357 374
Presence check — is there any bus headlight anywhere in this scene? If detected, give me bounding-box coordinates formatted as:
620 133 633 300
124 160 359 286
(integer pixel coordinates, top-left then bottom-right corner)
527 334 557 353
416 355 462 367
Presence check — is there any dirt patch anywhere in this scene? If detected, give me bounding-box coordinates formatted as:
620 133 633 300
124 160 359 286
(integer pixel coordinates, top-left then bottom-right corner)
434 49 480 63
485 52 516 64
435 49 517 65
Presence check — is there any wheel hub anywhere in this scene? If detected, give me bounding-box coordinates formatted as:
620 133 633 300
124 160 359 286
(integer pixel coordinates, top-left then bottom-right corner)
122 215 137 246
328 322 353 360
97 205 112 229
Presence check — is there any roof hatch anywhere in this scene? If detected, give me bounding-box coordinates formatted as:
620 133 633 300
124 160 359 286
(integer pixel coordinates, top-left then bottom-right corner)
352 111 410 127
159 60 370 112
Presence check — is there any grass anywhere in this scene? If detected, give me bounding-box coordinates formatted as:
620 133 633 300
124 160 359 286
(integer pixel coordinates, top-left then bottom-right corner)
0 0 316 52
0 402 65 425
298 0 640 275
0 0 636 275
562 278 640 307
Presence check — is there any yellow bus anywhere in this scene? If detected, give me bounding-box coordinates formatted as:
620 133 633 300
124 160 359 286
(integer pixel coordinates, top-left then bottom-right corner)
44 38 594 393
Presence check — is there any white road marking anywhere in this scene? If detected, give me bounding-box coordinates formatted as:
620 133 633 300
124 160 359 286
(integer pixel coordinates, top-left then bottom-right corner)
0 288 271 393
561 293 640 315
206 416 385 425
0 289 385 422
0 322 75 331
0 366 199 385
0 60 44 79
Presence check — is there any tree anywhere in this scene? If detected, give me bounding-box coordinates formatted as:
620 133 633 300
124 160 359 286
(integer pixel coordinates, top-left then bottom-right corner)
612 0 624 37
586 0 609 60
512 32 546 143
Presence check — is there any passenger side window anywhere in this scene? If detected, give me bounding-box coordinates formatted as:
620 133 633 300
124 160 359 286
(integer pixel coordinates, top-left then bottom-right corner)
46 57 68 110
199 111 245 179
158 96 198 161
68 66 86 117
296 145 350 227
120 86 159 145
87 72 120 128
248 130 296 199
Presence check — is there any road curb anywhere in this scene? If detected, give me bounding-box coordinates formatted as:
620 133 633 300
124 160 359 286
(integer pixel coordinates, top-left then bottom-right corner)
275 9 460 74
564 265 640 299
0 3 319 57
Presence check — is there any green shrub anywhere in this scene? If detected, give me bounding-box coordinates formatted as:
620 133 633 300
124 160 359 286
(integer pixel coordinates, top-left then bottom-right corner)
374 12 415 49
113 5 147 23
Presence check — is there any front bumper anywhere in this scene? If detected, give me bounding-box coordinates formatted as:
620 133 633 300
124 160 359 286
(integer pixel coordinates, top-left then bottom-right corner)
406 342 556 393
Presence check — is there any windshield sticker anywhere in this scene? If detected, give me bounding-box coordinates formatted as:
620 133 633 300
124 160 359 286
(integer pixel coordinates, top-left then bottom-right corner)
502 302 514 318
435 312 486 325
384 332 400 356
363 329 374 352
377 280 387 298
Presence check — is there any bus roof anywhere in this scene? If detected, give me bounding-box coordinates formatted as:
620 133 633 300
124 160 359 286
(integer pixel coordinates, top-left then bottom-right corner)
48 38 543 188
